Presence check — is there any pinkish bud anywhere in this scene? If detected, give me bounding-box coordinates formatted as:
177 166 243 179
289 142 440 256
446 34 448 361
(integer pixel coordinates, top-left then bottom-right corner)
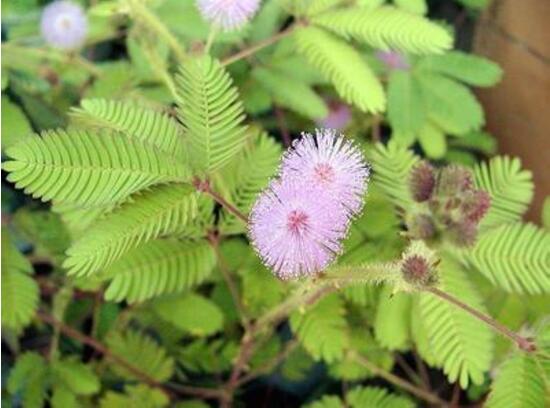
409 161 436 202
462 190 491 223
406 213 436 239
437 165 473 196
449 220 478 247
400 241 438 287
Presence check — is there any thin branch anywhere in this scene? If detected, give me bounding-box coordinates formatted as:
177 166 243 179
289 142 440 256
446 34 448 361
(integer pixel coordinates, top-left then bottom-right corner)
194 178 249 224
222 25 298 66
36 311 223 400
427 287 537 352
236 339 299 387
208 231 250 328
413 349 432 391
274 105 291 148
394 353 423 386
352 353 447 407
371 114 381 142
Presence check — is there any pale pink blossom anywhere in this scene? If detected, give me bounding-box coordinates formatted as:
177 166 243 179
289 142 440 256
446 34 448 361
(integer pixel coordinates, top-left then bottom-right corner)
40 1 88 50
281 129 370 217
248 178 349 280
197 0 261 31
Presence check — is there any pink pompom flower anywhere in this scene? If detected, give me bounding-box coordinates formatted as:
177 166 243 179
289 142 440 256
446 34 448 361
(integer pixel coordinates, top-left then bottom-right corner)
248 178 349 280
197 0 261 31
40 1 88 50
281 129 370 217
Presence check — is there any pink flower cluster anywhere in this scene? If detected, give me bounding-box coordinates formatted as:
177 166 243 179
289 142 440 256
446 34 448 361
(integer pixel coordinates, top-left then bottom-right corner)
249 129 370 280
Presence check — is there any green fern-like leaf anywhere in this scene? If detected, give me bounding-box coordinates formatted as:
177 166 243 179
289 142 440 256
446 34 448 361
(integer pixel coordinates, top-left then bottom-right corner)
387 70 426 135
7 352 48 408
393 0 427 15
347 386 414 408
305 395 343 408
64 184 198 277
329 329 393 381
417 120 446 159
50 358 100 396
312 6 452 54
374 287 412 351
2 95 33 150
417 51 502 87
71 98 186 158
176 55 248 173
104 238 215 303
282 0 345 17
106 330 175 382
219 132 281 234
468 223 550 294
419 257 494 388
474 156 534 229
1 230 39 331
366 141 419 208
252 67 329 119
152 293 224 336
3 129 189 207
485 353 547 408
417 72 484 135
294 26 385 113
290 293 349 363
100 385 169 408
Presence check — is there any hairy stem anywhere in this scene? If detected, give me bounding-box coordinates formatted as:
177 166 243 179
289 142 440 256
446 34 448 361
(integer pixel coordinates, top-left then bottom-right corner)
194 178 249 223
37 311 223 400
222 24 298 66
352 353 447 406
2 44 102 76
427 287 537 352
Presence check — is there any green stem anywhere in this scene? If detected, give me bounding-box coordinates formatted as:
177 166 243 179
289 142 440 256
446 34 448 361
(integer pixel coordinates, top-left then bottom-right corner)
2 44 102 76
205 27 218 54
127 0 186 63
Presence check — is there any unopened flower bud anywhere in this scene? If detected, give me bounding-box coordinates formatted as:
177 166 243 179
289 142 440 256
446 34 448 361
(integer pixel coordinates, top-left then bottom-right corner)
462 190 491 223
410 161 435 202
448 220 478 247
400 241 438 287
437 165 473 196
406 213 436 239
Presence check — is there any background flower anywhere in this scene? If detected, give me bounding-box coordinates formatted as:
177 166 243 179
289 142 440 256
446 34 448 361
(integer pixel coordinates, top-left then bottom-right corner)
316 102 352 131
197 0 261 31
40 1 88 50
